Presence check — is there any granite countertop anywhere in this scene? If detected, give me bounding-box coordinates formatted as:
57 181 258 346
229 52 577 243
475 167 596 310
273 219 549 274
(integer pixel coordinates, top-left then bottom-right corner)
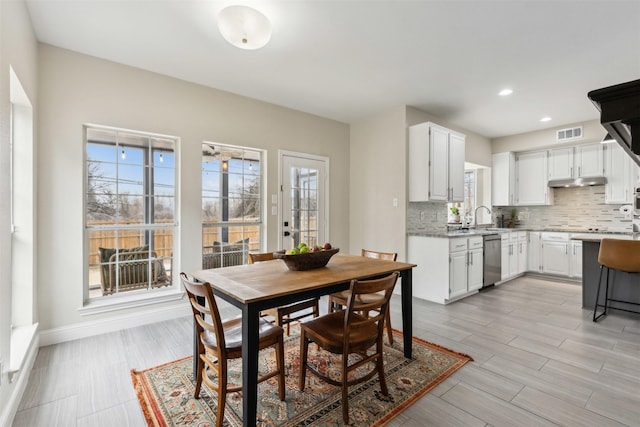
408 228 636 239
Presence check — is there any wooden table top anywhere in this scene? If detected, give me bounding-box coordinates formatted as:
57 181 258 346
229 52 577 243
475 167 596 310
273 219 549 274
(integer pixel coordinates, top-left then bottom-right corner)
191 253 416 304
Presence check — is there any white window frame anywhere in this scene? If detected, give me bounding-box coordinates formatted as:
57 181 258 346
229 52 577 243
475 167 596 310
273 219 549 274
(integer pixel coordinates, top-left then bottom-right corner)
81 124 181 313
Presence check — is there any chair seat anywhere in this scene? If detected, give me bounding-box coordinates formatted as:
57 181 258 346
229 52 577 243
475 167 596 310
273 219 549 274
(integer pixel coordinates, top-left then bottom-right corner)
201 317 283 355
301 311 378 354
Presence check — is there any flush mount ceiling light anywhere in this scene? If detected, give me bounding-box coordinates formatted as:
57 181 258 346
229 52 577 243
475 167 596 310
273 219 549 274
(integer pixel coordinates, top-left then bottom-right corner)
498 88 513 96
218 5 272 50
540 116 552 122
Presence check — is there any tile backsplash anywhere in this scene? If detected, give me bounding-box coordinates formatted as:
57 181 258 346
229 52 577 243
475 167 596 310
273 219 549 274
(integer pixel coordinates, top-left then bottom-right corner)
408 186 633 233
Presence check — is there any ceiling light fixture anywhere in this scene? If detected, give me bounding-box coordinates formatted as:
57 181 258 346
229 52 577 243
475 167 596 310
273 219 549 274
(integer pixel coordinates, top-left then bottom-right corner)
540 116 552 122
218 5 272 50
498 89 513 96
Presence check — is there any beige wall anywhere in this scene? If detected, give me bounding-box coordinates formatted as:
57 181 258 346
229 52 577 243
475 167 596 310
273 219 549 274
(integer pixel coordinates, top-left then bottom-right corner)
0 0 39 422
36 44 350 331
349 106 407 260
492 119 606 153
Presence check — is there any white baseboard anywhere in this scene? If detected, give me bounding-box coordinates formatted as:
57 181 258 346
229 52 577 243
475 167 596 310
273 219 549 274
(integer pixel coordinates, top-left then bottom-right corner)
39 302 191 346
0 332 39 427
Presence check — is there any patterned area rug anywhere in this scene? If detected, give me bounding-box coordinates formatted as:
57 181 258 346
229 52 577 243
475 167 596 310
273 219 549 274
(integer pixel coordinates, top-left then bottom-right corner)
131 327 472 426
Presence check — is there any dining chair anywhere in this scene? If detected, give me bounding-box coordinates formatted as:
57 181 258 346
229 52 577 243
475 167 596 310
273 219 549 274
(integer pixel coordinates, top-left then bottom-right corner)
327 249 397 344
298 271 399 424
180 273 285 427
248 252 320 335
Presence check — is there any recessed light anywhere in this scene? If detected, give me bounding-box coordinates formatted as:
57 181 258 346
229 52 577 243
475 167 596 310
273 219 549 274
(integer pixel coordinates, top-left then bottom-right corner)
540 117 552 122
498 89 513 96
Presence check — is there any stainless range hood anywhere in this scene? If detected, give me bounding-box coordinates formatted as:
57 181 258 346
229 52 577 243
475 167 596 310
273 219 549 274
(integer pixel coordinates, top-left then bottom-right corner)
588 79 640 167
548 176 607 188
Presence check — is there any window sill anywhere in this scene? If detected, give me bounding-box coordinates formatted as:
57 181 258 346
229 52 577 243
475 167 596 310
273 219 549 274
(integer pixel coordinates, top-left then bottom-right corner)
10 323 39 376
78 288 185 316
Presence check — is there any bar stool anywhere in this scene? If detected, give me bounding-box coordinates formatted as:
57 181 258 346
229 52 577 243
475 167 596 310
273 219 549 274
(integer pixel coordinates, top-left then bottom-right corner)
593 238 640 322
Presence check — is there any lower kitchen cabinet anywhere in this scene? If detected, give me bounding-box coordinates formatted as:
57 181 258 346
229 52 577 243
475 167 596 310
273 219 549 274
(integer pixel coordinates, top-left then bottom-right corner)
408 235 483 304
569 240 583 278
500 231 526 281
541 232 570 276
528 231 542 272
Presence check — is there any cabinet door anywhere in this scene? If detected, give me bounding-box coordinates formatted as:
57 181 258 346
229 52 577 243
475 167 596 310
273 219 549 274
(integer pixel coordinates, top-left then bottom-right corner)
508 243 517 277
516 150 549 205
605 143 631 204
569 241 583 278
429 126 450 201
501 242 510 280
528 232 541 272
576 143 604 177
449 133 465 202
542 241 569 275
449 251 468 299
468 248 483 291
492 152 516 206
548 147 574 180
517 241 527 274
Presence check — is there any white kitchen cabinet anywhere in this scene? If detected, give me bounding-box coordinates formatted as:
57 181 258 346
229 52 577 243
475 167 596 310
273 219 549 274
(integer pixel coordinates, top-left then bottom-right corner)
517 232 527 274
501 232 520 280
576 143 604 178
541 232 569 276
569 240 583 278
468 237 484 292
409 122 466 202
548 143 604 182
408 235 482 304
528 231 542 272
492 152 516 206
548 147 574 180
516 150 551 206
449 249 468 300
604 143 639 204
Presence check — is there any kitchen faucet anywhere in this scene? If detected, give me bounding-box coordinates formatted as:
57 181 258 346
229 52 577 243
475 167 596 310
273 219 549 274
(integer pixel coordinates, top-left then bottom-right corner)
474 205 491 228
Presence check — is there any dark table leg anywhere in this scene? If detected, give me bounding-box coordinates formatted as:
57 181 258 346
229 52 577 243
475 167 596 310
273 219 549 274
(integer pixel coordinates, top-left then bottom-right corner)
241 303 261 427
401 269 413 359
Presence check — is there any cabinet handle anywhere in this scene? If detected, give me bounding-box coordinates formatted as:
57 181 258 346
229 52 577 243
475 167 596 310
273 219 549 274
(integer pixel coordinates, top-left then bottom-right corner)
469 252 473 266
570 166 573 177
565 244 568 255
578 166 581 176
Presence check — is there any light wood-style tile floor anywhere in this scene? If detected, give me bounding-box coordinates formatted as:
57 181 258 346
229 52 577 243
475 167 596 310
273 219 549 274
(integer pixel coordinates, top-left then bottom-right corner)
13 276 640 426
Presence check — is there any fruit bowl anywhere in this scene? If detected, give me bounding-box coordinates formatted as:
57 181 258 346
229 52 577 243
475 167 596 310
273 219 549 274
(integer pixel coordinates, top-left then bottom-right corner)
273 248 339 271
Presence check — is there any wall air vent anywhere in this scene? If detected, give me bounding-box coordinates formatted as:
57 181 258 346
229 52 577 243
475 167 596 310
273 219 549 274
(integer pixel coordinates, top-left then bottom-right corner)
556 126 583 142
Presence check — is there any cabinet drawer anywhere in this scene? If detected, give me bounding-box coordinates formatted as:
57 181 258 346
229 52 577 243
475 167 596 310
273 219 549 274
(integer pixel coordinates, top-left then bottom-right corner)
509 232 519 242
449 238 468 252
517 231 527 241
541 232 569 241
468 236 483 249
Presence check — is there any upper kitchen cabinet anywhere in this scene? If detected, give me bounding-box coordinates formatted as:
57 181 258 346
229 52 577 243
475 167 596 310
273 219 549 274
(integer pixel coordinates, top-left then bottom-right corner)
548 143 604 181
492 152 516 206
604 142 640 204
409 122 466 202
515 150 552 205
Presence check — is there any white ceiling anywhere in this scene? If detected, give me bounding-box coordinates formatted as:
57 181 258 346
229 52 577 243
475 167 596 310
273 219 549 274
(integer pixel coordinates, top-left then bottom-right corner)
25 0 640 139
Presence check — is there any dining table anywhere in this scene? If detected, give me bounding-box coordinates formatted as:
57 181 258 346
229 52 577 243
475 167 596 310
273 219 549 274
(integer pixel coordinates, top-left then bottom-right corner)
190 252 417 427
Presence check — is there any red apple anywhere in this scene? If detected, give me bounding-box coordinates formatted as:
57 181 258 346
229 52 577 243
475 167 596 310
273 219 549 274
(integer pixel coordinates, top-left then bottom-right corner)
323 242 332 250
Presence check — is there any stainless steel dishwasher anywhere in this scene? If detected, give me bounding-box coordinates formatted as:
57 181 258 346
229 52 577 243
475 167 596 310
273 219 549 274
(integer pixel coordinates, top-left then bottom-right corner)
483 234 501 287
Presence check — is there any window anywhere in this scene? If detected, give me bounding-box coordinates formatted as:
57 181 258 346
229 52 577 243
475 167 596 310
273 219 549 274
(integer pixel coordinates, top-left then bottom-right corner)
463 170 476 222
85 125 177 299
202 143 263 268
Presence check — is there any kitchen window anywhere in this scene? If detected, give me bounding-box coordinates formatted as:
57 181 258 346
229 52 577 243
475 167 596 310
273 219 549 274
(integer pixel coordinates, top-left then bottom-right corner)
202 143 263 268
84 125 177 301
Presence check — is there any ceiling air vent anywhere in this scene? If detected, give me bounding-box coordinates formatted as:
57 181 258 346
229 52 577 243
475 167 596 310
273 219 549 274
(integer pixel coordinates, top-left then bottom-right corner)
556 126 583 142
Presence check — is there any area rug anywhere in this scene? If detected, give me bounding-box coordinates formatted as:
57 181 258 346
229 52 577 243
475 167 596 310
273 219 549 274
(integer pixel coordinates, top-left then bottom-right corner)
131 327 472 426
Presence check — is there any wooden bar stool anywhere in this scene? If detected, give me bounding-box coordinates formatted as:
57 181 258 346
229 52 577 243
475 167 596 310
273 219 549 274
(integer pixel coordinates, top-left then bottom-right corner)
593 238 640 322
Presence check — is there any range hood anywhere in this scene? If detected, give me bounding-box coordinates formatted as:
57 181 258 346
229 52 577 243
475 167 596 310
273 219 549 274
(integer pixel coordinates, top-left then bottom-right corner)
548 176 607 188
588 79 640 167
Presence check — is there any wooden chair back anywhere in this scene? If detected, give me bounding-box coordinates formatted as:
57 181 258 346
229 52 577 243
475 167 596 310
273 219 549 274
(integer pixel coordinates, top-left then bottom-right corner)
361 249 398 261
343 271 399 351
180 272 226 353
248 252 275 264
